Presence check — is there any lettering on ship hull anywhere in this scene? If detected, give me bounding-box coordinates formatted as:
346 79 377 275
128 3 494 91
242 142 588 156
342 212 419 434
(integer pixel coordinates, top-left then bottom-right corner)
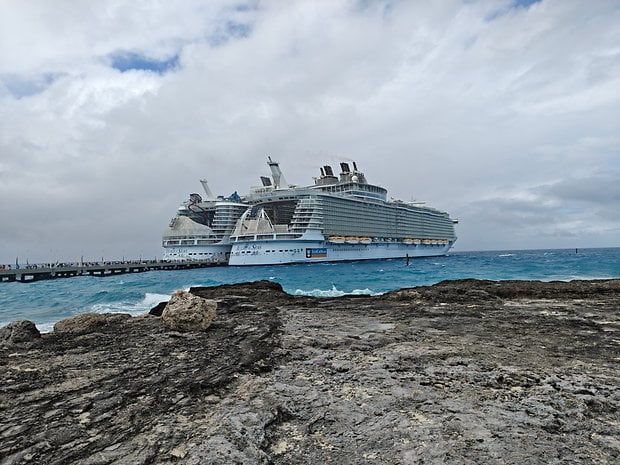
306 248 328 258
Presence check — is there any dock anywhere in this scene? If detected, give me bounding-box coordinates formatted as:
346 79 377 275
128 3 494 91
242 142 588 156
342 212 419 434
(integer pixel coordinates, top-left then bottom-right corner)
0 260 226 283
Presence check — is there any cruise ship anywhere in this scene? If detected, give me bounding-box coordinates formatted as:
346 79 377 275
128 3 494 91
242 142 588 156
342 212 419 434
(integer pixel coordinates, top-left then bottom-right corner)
162 180 248 261
228 159 457 265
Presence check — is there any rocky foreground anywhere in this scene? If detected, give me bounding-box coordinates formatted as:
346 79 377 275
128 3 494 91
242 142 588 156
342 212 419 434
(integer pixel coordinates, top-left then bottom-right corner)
1 279 619 465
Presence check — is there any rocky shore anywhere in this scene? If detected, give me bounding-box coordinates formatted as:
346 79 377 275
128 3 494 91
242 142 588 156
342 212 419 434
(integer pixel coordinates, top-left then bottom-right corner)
1 279 619 464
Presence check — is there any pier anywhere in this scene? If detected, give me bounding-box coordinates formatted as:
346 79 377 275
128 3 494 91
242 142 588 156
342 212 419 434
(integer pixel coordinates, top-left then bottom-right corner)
0 260 226 283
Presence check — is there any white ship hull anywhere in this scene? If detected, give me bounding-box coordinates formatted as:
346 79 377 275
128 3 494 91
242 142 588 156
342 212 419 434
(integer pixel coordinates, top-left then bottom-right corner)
228 238 454 266
163 243 231 262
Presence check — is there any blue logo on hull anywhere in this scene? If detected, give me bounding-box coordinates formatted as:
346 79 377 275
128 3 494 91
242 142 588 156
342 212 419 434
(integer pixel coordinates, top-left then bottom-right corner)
306 248 327 258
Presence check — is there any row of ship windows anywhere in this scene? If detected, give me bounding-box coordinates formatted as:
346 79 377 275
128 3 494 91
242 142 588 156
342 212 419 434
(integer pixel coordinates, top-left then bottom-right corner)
166 252 220 256
164 240 219 246
321 206 448 222
270 248 302 253
323 198 447 216
321 216 452 224
322 223 453 236
319 208 446 218
321 209 452 227
240 249 303 254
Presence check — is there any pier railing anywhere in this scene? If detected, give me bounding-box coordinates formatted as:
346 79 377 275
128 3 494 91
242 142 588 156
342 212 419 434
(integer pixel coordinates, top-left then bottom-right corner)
0 259 226 283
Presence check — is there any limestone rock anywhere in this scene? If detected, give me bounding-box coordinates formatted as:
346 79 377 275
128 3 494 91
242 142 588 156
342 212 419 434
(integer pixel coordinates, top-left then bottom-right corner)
1 280 619 465
162 291 217 332
53 312 131 334
0 320 40 344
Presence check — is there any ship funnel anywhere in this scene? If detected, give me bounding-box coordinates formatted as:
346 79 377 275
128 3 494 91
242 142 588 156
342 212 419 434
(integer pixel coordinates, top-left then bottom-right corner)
324 165 334 176
260 176 272 187
320 167 325 176
352 161 358 171
199 179 215 200
267 156 288 189
339 162 350 174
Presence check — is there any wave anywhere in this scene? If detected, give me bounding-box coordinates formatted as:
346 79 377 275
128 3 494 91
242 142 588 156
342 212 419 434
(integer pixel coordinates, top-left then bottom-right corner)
293 285 380 297
36 322 56 334
498 254 514 257
89 292 171 316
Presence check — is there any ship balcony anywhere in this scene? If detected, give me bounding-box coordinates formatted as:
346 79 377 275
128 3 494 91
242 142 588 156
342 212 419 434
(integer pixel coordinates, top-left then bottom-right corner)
233 232 303 242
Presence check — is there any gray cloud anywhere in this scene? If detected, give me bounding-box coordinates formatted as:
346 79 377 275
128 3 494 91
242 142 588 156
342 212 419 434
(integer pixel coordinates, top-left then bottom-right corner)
543 175 620 205
1 0 619 262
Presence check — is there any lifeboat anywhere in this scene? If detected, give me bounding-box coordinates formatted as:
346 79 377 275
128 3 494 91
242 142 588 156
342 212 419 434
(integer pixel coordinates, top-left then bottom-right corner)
403 238 414 245
328 236 345 244
359 237 372 245
345 236 360 244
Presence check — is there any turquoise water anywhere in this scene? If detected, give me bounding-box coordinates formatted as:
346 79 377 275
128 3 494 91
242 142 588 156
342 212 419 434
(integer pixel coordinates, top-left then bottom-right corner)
1 248 619 332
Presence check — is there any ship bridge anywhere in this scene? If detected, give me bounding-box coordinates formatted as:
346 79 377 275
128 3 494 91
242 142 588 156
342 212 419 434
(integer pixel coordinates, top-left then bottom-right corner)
312 162 387 201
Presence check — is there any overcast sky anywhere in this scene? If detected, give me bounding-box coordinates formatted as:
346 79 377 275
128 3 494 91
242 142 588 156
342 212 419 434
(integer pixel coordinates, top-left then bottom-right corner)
1 0 619 263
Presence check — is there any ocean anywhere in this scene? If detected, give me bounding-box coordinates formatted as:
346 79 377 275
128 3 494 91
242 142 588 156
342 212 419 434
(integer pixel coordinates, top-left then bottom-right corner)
1 247 619 333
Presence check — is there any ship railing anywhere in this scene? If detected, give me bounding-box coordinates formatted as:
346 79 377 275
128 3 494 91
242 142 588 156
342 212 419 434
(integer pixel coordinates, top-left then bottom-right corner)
232 233 303 242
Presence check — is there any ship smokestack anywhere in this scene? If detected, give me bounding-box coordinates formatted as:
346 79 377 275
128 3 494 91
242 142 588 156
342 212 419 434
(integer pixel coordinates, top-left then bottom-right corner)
267 156 288 189
199 179 215 200
352 161 358 171
320 167 325 176
324 165 334 176
340 162 350 174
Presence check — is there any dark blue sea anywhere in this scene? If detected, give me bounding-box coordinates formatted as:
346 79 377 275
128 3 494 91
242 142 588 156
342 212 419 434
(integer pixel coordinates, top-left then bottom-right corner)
1 248 619 333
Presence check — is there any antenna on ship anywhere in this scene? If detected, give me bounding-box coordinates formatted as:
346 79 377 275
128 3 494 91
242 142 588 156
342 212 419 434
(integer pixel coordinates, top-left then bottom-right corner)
199 179 216 200
267 156 288 189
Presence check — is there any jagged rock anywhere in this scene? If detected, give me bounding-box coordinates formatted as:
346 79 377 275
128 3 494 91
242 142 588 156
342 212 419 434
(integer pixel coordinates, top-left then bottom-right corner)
161 291 217 332
0 320 40 344
53 312 131 334
149 301 167 316
1 279 619 464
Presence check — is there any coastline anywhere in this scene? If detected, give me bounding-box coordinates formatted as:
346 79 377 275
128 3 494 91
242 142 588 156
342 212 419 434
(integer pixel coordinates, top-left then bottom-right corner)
1 279 619 464
2 247 619 334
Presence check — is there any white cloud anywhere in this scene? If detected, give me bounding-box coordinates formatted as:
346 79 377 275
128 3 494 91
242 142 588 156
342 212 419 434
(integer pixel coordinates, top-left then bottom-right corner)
0 0 619 262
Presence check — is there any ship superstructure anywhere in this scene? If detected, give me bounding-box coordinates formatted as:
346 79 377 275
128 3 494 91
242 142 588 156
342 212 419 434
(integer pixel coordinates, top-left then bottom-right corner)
162 180 248 261
228 159 457 265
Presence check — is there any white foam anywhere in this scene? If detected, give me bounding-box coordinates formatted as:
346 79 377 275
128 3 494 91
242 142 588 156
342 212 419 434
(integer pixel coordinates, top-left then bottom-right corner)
37 322 55 334
293 285 381 297
498 254 514 257
89 292 171 316
182 284 206 292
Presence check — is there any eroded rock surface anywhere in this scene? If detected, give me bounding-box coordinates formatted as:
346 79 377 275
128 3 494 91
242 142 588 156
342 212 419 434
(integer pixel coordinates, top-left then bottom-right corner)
52 312 132 334
0 320 40 344
161 291 217 332
1 279 619 464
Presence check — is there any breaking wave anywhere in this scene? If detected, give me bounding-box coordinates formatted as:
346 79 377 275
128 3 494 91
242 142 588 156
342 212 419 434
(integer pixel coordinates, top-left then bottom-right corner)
89 292 171 316
293 285 381 297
